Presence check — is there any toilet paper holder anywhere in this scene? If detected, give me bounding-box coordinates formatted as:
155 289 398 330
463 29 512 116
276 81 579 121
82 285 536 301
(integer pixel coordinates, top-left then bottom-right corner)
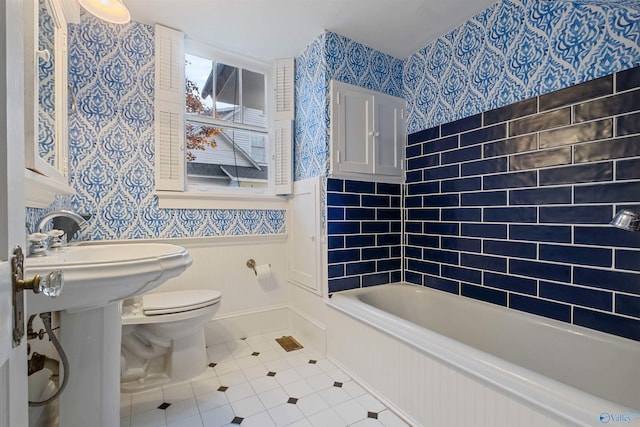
246 259 270 275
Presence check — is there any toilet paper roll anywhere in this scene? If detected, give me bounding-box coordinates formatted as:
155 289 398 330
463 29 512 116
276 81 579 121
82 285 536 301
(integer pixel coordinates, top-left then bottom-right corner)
255 263 272 281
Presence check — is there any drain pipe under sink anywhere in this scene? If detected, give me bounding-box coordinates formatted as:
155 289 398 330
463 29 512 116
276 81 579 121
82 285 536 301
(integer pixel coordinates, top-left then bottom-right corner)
28 312 70 407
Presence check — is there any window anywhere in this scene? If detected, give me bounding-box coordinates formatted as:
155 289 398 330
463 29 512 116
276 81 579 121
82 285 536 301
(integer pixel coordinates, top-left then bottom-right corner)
185 53 269 190
154 25 293 208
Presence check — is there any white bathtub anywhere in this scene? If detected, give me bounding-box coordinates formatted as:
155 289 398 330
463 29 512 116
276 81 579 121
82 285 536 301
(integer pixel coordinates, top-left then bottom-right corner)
326 283 640 427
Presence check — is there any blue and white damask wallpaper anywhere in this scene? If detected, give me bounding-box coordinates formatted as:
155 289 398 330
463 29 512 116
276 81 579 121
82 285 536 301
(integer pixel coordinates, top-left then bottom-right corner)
294 31 403 181
31 0 640 239
63 13 285 240
404 0 640 132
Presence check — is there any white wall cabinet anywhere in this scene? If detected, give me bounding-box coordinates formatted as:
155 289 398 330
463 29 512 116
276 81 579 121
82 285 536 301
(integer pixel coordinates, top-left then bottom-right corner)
330 80 406 183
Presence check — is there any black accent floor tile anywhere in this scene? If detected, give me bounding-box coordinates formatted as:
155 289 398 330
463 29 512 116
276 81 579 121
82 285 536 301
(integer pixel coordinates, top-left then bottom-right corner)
157 402 171 410
333 381 343 388
267 371 276 377
308 360 317 364
287 397 299 404
368 412 379 419
251 352 260 356
218 386 229 392
231 416 244 424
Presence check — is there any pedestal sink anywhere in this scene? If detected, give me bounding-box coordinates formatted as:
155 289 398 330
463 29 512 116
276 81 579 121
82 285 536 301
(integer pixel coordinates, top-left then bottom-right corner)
24 242 193 427
25 242 192 315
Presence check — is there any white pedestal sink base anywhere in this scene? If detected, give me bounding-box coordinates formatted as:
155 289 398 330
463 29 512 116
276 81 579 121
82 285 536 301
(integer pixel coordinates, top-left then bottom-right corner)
59 303 121 427
24 242 193 426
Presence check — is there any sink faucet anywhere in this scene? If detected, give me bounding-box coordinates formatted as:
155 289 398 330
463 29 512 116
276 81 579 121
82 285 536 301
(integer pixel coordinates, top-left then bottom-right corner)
35 209 89 239
28 210 89 256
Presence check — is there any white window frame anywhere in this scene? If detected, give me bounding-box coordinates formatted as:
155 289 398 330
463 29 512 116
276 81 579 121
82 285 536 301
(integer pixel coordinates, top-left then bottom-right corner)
154 26 292 210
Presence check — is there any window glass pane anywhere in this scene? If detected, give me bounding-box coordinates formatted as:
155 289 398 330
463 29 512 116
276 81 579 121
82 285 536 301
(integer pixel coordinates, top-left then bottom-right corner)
215 63 240 123
242 69 266 127
185 54 213 117
186 120 268 189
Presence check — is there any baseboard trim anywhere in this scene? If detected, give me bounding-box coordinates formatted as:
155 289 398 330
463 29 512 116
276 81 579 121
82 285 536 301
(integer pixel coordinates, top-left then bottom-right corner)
288 307 327 354
204 306 289 345
204 305 328 353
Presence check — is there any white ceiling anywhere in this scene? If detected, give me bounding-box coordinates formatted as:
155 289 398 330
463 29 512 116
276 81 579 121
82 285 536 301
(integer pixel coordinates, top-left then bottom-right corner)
124 0 498 63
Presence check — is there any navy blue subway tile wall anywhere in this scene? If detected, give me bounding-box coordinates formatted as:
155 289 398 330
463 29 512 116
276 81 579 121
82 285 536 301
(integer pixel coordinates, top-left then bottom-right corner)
405 66 640 342
327 179 402 293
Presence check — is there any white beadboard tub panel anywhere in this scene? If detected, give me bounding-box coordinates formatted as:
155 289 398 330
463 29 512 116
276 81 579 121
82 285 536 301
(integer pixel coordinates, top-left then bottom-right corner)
326 306 567 427
327 283 639 414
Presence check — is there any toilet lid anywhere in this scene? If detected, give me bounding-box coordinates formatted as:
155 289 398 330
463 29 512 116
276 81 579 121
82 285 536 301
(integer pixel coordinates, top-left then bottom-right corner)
142 290 222 316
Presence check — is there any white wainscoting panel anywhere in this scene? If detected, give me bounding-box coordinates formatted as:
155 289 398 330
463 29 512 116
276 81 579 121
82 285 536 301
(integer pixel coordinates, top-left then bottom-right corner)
147 235 288 317
140 235 289 345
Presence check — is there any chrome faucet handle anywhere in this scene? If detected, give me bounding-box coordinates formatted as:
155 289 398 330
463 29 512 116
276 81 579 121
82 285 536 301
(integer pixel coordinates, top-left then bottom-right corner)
47 229 65 250
28 233 49 257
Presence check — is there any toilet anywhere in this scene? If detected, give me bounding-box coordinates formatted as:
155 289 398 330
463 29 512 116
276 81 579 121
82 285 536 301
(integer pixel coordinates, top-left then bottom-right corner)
120 289 222 392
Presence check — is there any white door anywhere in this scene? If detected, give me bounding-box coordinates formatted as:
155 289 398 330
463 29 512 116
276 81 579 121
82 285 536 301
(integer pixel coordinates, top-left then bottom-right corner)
1 0 29 425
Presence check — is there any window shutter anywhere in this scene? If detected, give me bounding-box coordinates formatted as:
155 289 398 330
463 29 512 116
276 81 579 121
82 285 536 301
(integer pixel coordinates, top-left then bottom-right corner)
155 25 185 191
273 120 293 195
274 58 294 120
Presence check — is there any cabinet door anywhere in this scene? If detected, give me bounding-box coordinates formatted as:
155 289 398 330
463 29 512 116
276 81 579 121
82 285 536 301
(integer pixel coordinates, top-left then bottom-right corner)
373 94 405 176
331 82 373 174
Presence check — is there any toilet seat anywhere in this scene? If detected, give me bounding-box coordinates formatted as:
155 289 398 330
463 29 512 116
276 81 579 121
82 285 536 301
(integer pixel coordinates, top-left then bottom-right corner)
142 290 222 316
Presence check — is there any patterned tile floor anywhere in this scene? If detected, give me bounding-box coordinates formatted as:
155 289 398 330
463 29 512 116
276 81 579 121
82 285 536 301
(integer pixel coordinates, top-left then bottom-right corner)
120 329 409 427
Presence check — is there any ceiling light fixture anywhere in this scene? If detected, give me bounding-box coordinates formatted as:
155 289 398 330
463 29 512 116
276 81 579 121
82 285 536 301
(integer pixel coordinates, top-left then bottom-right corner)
77 0 131 24
610 209 640 232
